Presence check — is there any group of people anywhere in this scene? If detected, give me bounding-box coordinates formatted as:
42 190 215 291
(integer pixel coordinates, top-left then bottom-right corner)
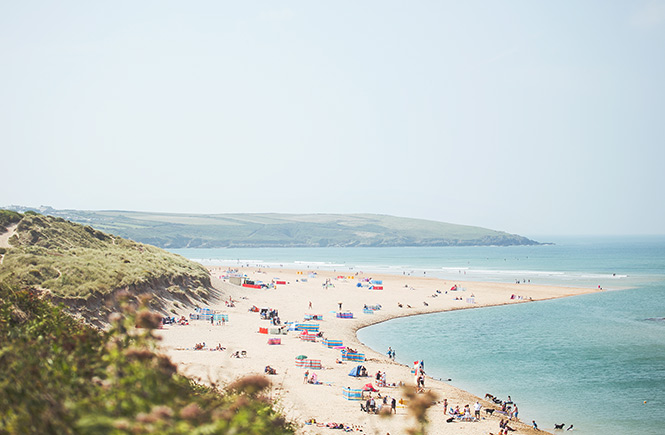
259 308 281 325
361 394 396 414
303 370 322 385
162 316 189 326
193 342 225 351
413 360 427 392
446 402 481 422
386 346 396 360
374 370 387 387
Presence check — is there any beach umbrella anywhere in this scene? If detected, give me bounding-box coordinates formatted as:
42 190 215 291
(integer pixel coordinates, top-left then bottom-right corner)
296 355 308 360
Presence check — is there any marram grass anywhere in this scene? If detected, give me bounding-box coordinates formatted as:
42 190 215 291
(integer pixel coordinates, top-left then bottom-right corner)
0 213 210 299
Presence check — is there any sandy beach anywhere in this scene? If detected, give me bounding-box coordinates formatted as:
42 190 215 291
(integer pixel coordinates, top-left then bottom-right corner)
156 267 599 435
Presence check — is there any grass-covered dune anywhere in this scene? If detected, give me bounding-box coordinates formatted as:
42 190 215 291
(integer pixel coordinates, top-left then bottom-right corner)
6 207 541 248
0 212 213 323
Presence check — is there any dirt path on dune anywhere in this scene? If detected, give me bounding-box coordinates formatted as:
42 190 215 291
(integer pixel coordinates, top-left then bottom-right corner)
0 223 18 248
0 223 18 264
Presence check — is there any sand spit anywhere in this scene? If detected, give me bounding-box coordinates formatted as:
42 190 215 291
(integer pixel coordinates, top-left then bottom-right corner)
156 267 598 435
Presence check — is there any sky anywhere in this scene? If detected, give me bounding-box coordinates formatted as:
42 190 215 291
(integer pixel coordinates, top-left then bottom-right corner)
2 1 664 236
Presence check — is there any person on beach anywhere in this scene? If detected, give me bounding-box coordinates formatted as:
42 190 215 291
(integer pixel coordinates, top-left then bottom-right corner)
391 397 396 414
442 398 448 414
303 370 309 384
338 302 342 311
474 401 482 419
532 420 539 430
510 404 518 420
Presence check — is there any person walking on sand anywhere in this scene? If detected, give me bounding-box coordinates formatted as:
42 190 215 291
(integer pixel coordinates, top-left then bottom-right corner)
308 301 312 309
442 398 448 414
338 302 342 311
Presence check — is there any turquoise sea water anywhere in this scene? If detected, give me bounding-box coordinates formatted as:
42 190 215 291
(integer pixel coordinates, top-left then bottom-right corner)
170 236 665 435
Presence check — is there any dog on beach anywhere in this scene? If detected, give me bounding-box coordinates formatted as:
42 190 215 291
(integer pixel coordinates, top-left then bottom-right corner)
485 409 495 416
554 423 565 430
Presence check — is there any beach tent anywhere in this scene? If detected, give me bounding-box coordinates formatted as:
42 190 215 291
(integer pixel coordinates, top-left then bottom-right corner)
348 365 365 377
363 383 378 392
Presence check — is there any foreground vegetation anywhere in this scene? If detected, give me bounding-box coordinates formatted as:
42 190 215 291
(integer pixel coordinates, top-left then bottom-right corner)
0 213 211 300
0 281 294 434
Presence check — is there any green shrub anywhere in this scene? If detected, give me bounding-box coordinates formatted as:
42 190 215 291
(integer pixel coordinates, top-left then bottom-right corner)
0 209 22 233
0 282 294 434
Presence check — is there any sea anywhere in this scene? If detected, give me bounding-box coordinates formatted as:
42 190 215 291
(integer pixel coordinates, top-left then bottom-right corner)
170 235 665 435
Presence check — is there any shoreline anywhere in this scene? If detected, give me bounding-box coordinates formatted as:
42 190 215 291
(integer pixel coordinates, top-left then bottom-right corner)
156 267 601 435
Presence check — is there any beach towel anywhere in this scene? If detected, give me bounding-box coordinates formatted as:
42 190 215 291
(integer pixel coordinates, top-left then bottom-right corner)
336 312 353 319
267 338 281 345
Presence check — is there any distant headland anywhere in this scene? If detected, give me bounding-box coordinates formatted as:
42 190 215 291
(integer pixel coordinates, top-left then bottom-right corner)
4 206 541 248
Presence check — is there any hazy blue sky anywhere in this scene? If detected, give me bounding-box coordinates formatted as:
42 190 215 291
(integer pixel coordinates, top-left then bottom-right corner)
2 1 664 236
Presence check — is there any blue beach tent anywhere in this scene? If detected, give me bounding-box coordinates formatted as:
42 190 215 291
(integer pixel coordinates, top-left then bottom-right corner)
349 365 365 377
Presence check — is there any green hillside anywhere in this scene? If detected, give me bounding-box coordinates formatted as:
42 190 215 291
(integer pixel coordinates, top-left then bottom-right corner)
0 212 213 323
7 207 540 248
